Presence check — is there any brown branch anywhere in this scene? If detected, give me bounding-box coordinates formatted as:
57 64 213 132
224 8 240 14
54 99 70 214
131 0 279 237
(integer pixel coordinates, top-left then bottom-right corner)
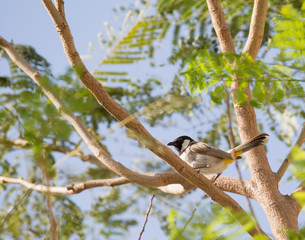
54 0 65 18
233 1 301 238
276 123 305 182
0 176 129 194
138 193 155 240
231 0 271 177
206 0 271 178
206 0 235 52
242 0 269 59
0 173 252 197
205 0 293 238
214 176 254 198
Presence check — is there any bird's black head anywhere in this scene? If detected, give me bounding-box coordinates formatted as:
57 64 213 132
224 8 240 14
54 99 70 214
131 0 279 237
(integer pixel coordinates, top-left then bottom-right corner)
167 135 194 153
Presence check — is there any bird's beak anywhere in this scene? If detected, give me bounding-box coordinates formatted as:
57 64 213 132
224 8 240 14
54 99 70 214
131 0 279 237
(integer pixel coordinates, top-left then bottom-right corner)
167 141 174 146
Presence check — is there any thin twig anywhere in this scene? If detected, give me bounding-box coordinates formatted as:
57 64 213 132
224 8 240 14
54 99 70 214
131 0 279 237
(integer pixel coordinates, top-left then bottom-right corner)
225 86 262 235
138 193 155 240
174 208 197 239
276 123 305 182
0 189 32 229
38 156 58 240
292 180 305 214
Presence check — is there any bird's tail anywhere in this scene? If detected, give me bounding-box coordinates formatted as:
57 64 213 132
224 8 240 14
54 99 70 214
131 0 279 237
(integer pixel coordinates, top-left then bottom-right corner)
228 133 269 157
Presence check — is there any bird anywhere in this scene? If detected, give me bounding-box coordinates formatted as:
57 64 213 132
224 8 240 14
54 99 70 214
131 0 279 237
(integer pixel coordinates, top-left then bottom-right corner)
167 133 269 182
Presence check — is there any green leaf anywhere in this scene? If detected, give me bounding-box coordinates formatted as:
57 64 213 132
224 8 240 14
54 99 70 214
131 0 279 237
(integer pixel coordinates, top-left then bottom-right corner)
271 81 285 102
292 191 305 207
210 85 226 105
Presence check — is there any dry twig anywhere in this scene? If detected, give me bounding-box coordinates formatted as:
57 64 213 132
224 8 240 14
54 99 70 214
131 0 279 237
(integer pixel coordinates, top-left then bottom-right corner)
138 193 155 240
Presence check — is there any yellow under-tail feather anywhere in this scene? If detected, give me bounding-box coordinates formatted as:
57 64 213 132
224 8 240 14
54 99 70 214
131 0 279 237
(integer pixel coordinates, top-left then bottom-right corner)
224 150 243 165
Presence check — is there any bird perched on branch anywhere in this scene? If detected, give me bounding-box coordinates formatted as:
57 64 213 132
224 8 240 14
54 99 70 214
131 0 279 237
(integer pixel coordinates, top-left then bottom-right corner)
167 133 269 182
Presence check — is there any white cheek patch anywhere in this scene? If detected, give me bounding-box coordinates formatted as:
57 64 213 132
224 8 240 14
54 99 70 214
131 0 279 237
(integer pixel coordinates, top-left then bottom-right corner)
181 139 191 152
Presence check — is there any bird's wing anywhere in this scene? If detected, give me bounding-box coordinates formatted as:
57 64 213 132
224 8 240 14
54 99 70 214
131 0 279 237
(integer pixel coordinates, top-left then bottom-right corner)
191 162 211 169
190 142 233 160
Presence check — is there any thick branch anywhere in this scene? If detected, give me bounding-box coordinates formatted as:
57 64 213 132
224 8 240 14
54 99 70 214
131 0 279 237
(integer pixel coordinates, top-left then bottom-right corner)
214 176 254 198
204 1 235 87
242 0 269 59
276 123 305 182
54 0 65 18
206 0 235 52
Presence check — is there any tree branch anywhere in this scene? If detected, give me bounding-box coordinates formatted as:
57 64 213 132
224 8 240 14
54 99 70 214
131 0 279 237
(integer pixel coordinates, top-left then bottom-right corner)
276 123 305 182
206 0 235 52
242 0 269 59
0 172 252 198
138 193 155 240
54 0 65 18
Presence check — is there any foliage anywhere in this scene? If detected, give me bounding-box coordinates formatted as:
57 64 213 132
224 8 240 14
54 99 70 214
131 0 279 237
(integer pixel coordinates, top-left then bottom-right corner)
164 203 266 240
184 50 304 106
90 188 137 238
271 2 305 74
